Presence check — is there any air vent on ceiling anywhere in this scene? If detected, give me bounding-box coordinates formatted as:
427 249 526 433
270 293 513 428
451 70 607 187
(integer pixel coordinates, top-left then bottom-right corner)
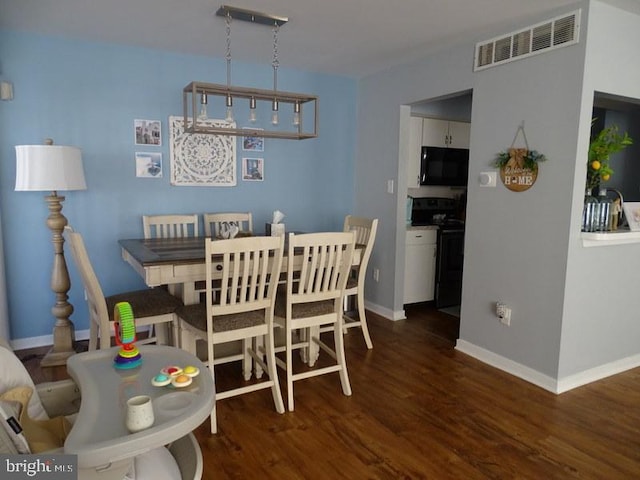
474 10 580 71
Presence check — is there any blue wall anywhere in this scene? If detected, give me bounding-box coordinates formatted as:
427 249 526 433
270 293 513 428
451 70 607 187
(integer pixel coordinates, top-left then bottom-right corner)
0 30 357 341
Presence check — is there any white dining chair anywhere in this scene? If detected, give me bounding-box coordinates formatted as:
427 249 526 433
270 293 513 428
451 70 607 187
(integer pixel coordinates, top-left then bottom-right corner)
176 235 285 434
142 214 199 239
273 231 356 412
203 212 253 238
65 227 182 350
342 215 378 349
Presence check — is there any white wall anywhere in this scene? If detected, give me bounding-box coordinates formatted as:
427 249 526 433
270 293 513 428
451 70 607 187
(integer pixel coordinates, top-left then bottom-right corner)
560 0 640 381
355 1 640 387
461 11 587 380
356 44 474 320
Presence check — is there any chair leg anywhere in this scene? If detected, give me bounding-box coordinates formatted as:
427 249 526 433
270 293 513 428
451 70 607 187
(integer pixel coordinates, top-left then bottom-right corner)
286 324 295 412
334 319 352 397
265 331 284 414
171 318 180 348
356 290 373 349
89 322 98 351
253 336 265 379
208 341 218 434
179 323 196 355
242 339 252 381
154 323 166 345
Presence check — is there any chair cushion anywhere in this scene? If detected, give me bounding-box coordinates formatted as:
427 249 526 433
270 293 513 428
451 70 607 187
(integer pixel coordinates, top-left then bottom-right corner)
1 386 72 454
176 303 265 333
346 277 358 290
274 290 335 319
0 345 48 421
106 288 182 321
0 398 30 453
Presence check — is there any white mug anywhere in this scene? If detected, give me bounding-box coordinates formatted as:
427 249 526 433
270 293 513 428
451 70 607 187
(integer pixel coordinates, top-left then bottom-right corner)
125 395 154 433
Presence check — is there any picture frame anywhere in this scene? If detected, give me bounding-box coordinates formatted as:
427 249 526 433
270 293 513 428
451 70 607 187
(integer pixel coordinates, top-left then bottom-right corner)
135 119 162 146
242 129 264 152
168 115 236 187
135 152 163 178
242 157 264 182
623 202 640 231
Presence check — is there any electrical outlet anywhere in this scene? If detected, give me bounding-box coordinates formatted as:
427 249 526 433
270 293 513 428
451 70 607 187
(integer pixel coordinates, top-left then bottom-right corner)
373 268 380 282
496 302 511 326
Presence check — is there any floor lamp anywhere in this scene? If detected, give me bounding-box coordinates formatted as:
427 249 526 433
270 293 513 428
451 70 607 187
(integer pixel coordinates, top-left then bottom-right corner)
15 139 87 367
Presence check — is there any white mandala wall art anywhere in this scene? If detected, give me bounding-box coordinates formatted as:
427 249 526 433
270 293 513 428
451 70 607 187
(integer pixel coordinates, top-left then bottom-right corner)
169 115 236 186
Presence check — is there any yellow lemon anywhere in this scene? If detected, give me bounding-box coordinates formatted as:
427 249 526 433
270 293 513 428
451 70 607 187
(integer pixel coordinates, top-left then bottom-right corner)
591 160 601 170
602 173 611 181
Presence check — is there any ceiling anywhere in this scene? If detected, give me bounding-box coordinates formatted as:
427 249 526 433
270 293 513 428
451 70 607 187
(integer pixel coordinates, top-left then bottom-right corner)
1 0 583 78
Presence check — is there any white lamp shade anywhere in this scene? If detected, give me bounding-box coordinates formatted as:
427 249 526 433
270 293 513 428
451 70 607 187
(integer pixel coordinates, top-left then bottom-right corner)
15 145 87 191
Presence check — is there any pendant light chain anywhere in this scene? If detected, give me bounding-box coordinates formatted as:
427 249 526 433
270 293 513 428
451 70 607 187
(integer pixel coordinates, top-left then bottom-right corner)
225 13 232 88
272 23 280 92
224 12 234 122
183 6 318 139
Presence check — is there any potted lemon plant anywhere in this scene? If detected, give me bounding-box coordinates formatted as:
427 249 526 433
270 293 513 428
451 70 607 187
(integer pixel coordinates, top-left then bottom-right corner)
582 121 633 232
586 122 632 190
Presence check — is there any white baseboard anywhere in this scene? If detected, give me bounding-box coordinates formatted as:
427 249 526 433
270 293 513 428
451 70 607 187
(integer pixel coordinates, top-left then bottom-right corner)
10 329 91 351
556 353 640 393
456 339 640 394
364 300 406 321
455 339 558 393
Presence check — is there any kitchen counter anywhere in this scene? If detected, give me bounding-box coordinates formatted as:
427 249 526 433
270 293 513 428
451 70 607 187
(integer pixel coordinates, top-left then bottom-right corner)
581 229 640 247
406 225 439 231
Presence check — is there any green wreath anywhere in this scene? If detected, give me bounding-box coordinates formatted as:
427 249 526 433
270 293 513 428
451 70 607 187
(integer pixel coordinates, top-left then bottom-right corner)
494 149 547 171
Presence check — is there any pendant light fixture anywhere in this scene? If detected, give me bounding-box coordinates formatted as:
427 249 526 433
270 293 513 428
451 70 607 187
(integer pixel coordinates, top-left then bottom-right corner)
183 5 318 140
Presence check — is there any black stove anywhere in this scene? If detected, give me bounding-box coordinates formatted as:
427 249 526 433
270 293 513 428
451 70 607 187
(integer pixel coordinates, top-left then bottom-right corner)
411 197 464 230
410 196 465 308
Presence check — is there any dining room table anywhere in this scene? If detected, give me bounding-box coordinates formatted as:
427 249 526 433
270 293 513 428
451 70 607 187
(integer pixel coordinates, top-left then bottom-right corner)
118 234 363 367
118 234 362 305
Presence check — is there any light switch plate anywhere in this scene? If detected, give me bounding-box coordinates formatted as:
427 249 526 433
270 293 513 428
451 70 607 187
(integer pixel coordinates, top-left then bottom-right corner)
479 171 497 187
387 179 394 194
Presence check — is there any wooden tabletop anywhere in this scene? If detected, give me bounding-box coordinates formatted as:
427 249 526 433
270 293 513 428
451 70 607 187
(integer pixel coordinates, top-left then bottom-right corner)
119 237 208 266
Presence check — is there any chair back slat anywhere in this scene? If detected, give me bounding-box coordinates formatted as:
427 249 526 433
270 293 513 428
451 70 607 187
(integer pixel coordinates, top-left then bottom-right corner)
143 214 199 239
205 236 283 317
288 232 355 304
344 216 379 284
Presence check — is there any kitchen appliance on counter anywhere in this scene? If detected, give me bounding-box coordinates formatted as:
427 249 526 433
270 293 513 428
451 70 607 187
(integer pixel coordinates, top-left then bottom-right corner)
411 197 465 308
420 146 469 187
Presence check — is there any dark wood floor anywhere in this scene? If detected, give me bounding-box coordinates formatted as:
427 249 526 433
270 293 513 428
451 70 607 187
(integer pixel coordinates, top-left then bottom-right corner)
19 304 640 479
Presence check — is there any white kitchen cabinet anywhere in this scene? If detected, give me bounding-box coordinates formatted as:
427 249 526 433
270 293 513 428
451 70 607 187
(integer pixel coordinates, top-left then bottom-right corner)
403 229 437 304
447 121 471 148
421 118 470 149
407 116 423 188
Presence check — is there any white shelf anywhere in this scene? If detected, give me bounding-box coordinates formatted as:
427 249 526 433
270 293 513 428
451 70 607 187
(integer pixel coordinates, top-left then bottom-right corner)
581 229 640 247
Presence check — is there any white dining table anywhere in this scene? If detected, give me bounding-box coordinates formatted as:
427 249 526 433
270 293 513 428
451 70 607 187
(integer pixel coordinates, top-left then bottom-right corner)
119 235 362 367
119 235 362 305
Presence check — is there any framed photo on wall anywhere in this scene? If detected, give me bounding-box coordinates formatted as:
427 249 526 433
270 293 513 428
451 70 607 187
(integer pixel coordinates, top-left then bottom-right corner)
135 119 162 146
242 157 264 181
242 129 264 152
135 152 163 178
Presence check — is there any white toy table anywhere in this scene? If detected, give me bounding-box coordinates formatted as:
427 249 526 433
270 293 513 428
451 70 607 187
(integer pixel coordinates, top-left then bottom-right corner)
65 345 213 480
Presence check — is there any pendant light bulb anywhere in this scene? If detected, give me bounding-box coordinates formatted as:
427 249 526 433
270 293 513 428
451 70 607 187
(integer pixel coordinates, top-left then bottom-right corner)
198 93 208 121
271 99 279 126
225 94 234 123
249 97 257 123
293 101 301 126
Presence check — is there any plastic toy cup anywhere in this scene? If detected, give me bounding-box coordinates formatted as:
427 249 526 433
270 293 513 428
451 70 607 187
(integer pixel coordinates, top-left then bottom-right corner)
125 395 154 433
